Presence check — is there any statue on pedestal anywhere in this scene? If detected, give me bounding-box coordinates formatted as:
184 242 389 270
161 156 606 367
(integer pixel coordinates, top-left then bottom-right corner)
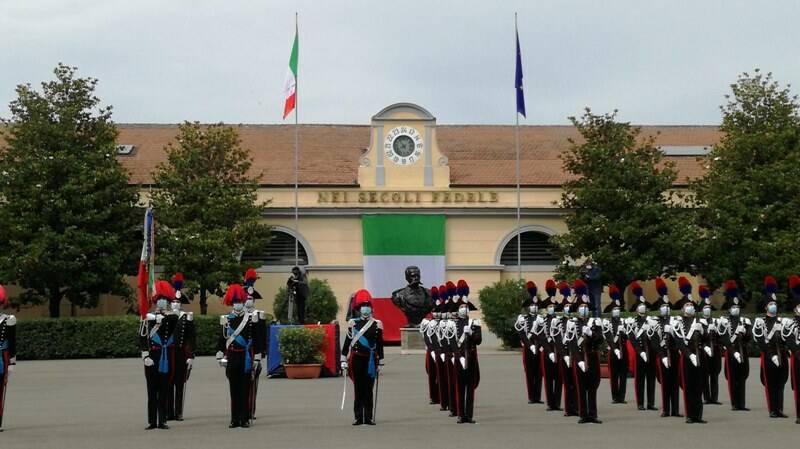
391 266 434 327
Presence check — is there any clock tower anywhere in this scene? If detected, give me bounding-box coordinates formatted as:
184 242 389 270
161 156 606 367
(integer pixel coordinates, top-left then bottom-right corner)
358 103 450 189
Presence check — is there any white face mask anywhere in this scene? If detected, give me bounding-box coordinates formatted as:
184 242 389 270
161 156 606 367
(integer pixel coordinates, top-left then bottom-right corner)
578 306 589 318
360 306 372 317
660 305 669 317
685 306 695 317
458 307 468 319
170 301 181 312
795 306 800 316
563 305 571 315
244 299 254 309
156 299 168 310
637 304 647 315
233 303 244 312
611 309 620 318
528 305 538 315
767 304 777 315
547 306 555 316
702 308 711 318
730 307 740 317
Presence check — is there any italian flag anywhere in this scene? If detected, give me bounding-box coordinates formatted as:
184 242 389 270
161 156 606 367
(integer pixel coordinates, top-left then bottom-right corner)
362 215 446 339
282 26 298 119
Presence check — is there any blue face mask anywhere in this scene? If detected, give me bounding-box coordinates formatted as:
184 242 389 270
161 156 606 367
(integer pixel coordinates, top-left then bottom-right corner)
233 303 244 312
156 299 168 310
578 307 588 318
244 299 254 309
360 306 372 317
767 304 777 315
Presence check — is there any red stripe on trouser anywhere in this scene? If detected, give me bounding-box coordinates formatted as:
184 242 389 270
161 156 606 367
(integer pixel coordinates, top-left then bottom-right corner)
792 353 798 418
761 354 772 412
541 352 551 405
522 350 530 399
572 363 583 417
633 353 640 406
559 362 567 409
607 348 615 397
724 351 734 407
679 355 688 417
453 364 461 416
656 357 665 411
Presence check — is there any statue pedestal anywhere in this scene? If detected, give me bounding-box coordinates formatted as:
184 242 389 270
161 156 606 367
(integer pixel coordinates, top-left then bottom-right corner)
400 327 426 355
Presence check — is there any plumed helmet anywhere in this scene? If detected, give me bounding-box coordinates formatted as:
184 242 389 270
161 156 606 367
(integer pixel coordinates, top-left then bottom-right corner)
244 268 258 288
789 275 800 298
764 276 778 295
629 281 643 298
352 289 373 309
724 280 739 298
526 280 538 298
222 284 247 306
558 281 571 298
457 279 470 298
431 286 439 301
171 272 184 291
545 279 557 297
0 284 6 307
152 280 176 303
608 284 621 300
573 279 588 296
678 276 692 295
655 277 668 296
698 284 710 299
446 281 457 300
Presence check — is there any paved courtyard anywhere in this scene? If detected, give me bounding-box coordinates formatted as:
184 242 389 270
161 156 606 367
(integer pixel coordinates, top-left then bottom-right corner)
2 337 797 449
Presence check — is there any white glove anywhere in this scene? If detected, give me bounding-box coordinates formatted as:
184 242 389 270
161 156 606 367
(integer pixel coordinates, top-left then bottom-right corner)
215 351 224 359
143 357 154 367
709 324 717 333
692 322 703 332
661 356 669 369
736 325 746 335
640 351 648 363
578 361 586 372
549 353 556 363
774 323 783 332
689 354 698 367
464 325 473 335
340 361 348 371
734 352 742 363
704 346 713 357
7 364 15 373
564 355 571 367
529 344 537 355
186 358 193 367
772 355 780 367
582 326 592 337
614 349 622 360
430 351 437 361
451 357 456 365
441 353 447 362
663 325 672 334
459 356 467 369
252 360 261 370
219 358 228 368
642 324 650 332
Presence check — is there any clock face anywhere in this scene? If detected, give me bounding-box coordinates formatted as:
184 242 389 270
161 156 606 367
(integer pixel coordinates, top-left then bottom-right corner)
384 126 423 166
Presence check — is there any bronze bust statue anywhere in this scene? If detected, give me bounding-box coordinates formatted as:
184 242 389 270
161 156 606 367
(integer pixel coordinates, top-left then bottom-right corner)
391 266 434 327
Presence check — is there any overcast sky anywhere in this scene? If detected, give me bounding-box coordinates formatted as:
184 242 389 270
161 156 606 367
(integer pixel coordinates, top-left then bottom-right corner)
2 0 799 125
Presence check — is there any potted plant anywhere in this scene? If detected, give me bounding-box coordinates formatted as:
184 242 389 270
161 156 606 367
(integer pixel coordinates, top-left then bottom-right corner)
278 327 327 379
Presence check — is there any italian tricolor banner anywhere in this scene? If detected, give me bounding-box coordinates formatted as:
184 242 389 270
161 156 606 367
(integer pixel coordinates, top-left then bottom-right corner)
282 27 298 119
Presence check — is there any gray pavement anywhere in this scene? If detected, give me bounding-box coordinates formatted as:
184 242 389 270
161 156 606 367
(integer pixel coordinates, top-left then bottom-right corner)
1 343 798 449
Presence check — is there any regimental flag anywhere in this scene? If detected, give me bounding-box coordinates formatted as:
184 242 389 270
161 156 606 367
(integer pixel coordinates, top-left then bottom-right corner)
282 25 299 119
362 215 446 299
515 22 526 118
137 207 155 319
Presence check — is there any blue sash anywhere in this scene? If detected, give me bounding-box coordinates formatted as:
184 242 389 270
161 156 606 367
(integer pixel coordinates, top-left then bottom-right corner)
150 333 174 374
357 333 377 379
227 326 253 373
0 341 7 375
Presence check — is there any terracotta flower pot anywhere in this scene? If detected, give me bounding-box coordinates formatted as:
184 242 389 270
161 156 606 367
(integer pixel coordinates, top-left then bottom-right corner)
284 363 322 379
600 364 610 378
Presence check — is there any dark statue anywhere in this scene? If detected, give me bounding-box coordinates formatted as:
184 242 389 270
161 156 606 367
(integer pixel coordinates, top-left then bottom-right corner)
391 266 434 327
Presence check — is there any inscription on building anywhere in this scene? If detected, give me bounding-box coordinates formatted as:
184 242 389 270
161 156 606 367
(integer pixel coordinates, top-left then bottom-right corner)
317 190 499 204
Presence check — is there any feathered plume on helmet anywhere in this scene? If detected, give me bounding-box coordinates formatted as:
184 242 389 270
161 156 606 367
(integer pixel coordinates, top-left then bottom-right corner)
721 279 741 310
764 276 778 296
698 284 712 306
526 280 538 298
655 277 668 297
457 279 470 298
352 289 372 309
170 272 190 304
608 284 621 301
629 281 643 298
558 281 571 298
431 286 440 302
222 284 247 306
0 284 7 307
545 279 557 297
151 280 176 303
446 281 457 300
789 275 800 310
678 276 692 296
243 268 262 299
573 279 588 297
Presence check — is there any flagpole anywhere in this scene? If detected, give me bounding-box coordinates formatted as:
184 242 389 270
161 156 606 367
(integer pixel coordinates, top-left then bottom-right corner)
293 12 299 267
515 13 522 281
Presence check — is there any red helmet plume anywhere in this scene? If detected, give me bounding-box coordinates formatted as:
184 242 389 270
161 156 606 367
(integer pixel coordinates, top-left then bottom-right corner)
352 289 373 309
151 280 176 303
223 284 247 306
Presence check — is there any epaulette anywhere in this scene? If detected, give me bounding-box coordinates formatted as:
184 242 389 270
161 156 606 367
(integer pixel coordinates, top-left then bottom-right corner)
146 313 156 321
258 310 267 320
375 319 384 330
220 315 229 326
6 315 16 326
251 312 259 323
185 311 193 321
743 317 752 325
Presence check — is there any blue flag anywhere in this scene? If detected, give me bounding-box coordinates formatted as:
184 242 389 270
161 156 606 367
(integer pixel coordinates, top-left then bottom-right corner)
515 26 526 118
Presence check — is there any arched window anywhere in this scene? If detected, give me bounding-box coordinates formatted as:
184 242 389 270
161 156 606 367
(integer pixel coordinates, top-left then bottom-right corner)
242 230 309 266
500 231 558 266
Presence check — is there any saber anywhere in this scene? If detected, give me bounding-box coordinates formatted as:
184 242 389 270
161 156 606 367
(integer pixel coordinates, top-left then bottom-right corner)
287 291 296 324
373 365 381 423
340 368 348 411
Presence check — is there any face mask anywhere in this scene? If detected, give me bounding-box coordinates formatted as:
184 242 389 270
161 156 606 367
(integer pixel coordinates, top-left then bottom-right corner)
360 306 372 317
244 299 254 309
685 306 695 317
611 309 620 318
702 308 711 318
563 305 571 315
659 305 669 317
578 307 588 318
730 307 740 317
547 306 555 316
767 304 777 315
233 303 244 312
458 307 468 319
156 299 168 310
170 302 181 312
528 305 538 315
795 306 800 316
637 304 647 315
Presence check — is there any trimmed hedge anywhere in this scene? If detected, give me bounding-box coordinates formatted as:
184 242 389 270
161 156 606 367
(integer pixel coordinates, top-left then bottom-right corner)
15 313 271 360
479 279 527 348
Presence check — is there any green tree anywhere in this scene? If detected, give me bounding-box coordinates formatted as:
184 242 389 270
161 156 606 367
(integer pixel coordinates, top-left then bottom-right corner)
150 122 271 314
690 70 800 305
0 64 140 317
552 109 694 291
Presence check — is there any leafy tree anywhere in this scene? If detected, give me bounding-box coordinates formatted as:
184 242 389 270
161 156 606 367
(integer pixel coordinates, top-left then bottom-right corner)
0 64 140 317
552 109 694 291
150 122 271 314
690 70 800 305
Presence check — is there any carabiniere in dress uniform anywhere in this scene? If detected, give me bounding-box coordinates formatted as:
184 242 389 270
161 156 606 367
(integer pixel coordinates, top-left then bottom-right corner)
0 284 17 433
